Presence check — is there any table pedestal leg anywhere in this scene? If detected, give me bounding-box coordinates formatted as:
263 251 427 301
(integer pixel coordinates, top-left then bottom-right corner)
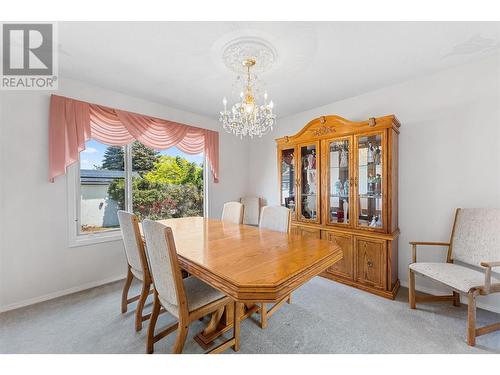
194 302 259 349
206 301 243 354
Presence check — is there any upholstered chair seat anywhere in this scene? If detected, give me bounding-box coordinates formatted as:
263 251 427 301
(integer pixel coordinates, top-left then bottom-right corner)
158 276 225 318
410 262 500 293
130 268 144 281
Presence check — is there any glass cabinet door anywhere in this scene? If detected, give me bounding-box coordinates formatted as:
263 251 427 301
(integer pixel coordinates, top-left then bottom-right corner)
326 138 351 226
280 147 296 219
356 133 384 229
299 143 319 222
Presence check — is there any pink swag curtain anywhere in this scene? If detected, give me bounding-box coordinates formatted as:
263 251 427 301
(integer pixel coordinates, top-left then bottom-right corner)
48 95 219 182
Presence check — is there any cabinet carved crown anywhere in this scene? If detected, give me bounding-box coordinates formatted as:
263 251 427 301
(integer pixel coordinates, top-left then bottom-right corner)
311 125 336 136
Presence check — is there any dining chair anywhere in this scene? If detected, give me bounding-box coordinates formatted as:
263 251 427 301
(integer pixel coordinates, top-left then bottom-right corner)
259 205 291 233
240 197 261 226
408 208 500 346
256 205 292 329
117 210 153 332
142 219 234 354
221 201 244 224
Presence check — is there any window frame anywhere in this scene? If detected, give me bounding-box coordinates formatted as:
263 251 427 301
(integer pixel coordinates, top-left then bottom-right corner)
68 142 207 247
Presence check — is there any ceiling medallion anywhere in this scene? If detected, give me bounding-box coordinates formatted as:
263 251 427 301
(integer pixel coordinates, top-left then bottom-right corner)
219 38 277 139
222 37 277 74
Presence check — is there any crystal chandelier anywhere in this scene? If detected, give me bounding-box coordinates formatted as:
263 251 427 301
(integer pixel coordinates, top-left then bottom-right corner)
219 58 276 139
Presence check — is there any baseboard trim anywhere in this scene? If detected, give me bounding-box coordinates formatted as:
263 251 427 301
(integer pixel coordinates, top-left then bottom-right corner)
399 280 500 315
0 274 126 313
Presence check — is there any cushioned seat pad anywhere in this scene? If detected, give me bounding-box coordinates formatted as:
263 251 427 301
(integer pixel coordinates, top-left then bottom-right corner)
131 267 143 281
159 276 225 318
410 262 500 293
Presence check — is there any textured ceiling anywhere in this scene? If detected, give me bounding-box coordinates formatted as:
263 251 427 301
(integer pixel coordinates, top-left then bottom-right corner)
58 22 500 119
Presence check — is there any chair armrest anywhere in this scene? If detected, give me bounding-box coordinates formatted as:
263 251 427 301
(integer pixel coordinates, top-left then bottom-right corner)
480 261 500 268
480 261 500 294
409 241 450 246
409 242 450 263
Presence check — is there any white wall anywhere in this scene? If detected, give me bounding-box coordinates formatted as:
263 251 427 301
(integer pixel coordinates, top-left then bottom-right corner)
0 77 249 311
247 54 500 313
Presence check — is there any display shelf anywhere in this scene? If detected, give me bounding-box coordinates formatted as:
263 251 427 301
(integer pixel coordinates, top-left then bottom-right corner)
276 114 400 299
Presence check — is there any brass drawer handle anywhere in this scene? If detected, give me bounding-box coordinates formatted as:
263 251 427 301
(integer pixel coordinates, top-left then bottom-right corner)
367 260 374 268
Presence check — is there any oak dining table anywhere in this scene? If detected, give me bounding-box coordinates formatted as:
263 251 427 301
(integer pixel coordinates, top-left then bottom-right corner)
140 216 342 353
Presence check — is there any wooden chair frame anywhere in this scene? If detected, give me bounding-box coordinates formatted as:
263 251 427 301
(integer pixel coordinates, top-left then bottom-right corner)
257 208 292 329
120 213 154 332
408 208 500 346
146 225 237 354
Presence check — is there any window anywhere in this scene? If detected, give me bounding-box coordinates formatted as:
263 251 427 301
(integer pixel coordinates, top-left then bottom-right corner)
131 143 204 221
68 140 205 246
79 141 125 234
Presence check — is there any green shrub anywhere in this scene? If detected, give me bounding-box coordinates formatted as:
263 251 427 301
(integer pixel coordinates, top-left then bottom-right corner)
107 160 203 221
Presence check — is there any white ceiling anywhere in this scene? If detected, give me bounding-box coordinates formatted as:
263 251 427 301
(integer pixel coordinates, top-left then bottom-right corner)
59 22 500 119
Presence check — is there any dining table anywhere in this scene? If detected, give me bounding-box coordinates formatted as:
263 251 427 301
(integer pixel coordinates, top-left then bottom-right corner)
141 216 342 353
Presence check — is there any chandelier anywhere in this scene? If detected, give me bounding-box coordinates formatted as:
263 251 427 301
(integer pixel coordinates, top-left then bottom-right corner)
219 58 276 139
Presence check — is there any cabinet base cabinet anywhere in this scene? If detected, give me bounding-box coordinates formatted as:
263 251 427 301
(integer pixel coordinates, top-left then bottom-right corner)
293 224 400 300
320 272 400 300
354 236 387 290
290 226 321 238
321 231 354 280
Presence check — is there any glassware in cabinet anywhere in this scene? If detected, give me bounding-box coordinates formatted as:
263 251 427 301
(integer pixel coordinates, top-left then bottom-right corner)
299 143 320 223
279 147 297 219
356 133 384 230
326 138 352 226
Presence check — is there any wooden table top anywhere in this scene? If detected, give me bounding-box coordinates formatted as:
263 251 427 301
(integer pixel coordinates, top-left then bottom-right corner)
142 217 342 302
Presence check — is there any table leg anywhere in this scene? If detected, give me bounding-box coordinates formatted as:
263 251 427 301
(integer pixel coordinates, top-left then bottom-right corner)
233 301 241 352
202 306 224 336
206 301 241 354
194 301 258 349
222 301 234 326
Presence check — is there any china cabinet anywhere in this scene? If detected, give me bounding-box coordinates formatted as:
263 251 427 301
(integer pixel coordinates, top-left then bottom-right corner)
276 115 400 299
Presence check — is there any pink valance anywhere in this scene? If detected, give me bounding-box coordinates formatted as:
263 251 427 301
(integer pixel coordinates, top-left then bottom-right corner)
48 95 219 182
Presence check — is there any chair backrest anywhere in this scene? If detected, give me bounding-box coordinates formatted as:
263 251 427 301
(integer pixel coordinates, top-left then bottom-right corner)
221 202 244 224
240 197 261 225
259 206 291 233
117 211 148 278
142 220 186 313
450 208 500 267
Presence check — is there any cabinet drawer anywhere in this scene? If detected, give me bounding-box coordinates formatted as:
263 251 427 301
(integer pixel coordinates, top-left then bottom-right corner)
291 226 321 239
355 237 386 289
322 231 354 279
